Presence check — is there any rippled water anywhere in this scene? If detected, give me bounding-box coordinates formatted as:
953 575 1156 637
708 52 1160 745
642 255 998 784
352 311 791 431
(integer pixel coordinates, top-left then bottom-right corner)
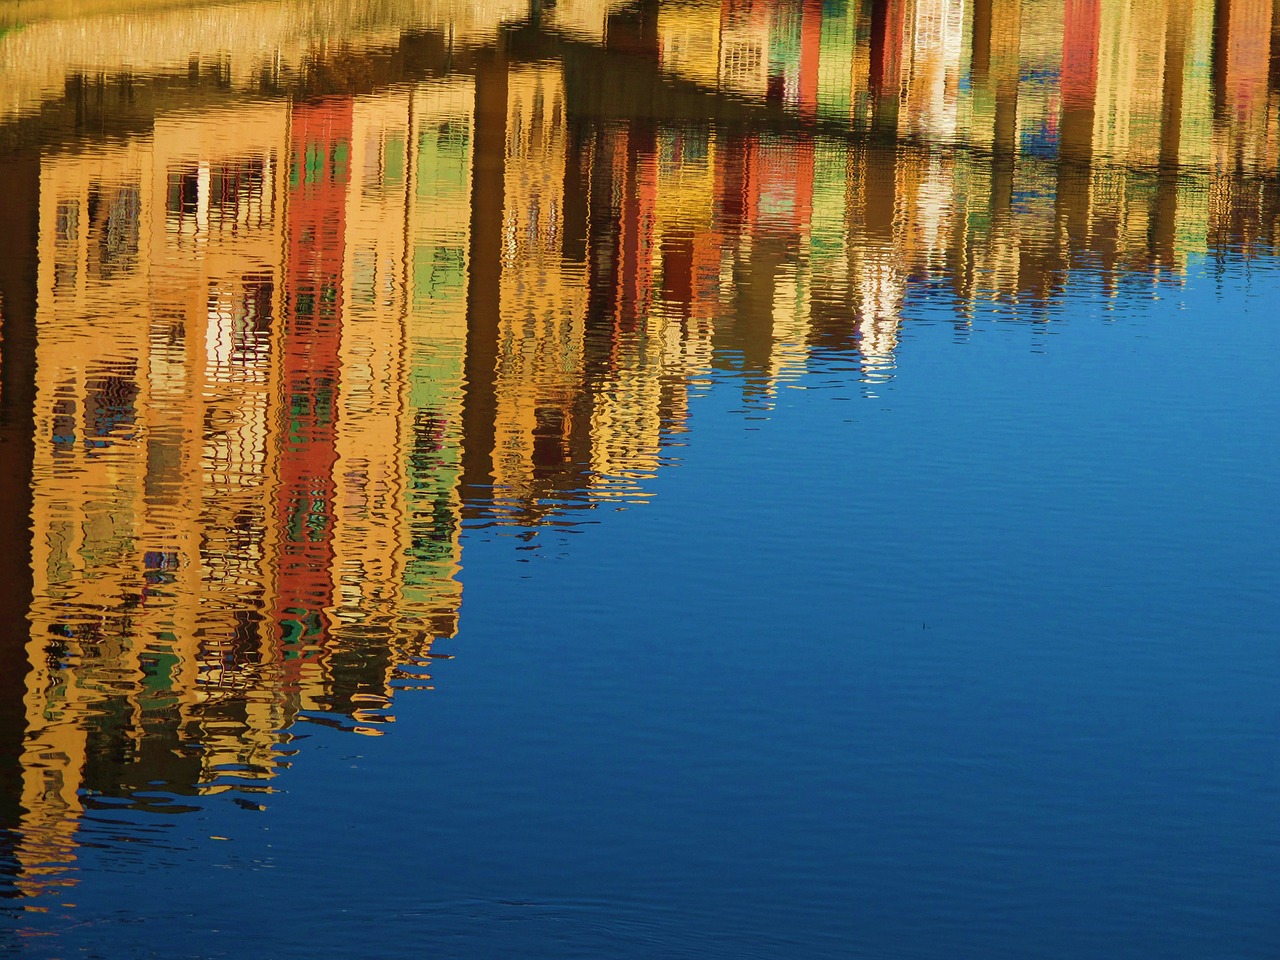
0 0 1277 956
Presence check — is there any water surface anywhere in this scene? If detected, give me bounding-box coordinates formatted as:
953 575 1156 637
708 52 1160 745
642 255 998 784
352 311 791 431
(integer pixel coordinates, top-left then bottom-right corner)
0 1 1277 956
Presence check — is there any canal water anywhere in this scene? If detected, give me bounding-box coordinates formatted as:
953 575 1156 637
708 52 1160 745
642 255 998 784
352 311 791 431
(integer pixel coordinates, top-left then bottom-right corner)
0 0 1277 956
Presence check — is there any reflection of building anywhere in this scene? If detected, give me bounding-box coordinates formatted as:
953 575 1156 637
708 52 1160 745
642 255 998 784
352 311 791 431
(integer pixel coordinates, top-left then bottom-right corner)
490 63 592 516
401 79 474 650
0 0 528 120
21 103 292 895
274 97 350 713
331 81 473 708
12 80 474 895
549 0 634 42
654 125 720 318
720 0 771 100
1214 0 1275 169
610 0 1280 189
147 103 292 775
659 0 723 90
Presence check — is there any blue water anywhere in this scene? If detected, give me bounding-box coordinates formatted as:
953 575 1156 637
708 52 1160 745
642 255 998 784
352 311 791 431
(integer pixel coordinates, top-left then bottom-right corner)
3 0 1280 952
11 258 1276 959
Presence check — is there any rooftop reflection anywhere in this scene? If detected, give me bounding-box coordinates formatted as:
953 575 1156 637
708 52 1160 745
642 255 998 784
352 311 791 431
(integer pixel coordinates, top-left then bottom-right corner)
1 0 1279 905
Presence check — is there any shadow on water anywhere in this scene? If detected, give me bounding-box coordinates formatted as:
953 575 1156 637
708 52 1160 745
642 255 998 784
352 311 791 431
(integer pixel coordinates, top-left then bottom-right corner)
0 153 39 896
